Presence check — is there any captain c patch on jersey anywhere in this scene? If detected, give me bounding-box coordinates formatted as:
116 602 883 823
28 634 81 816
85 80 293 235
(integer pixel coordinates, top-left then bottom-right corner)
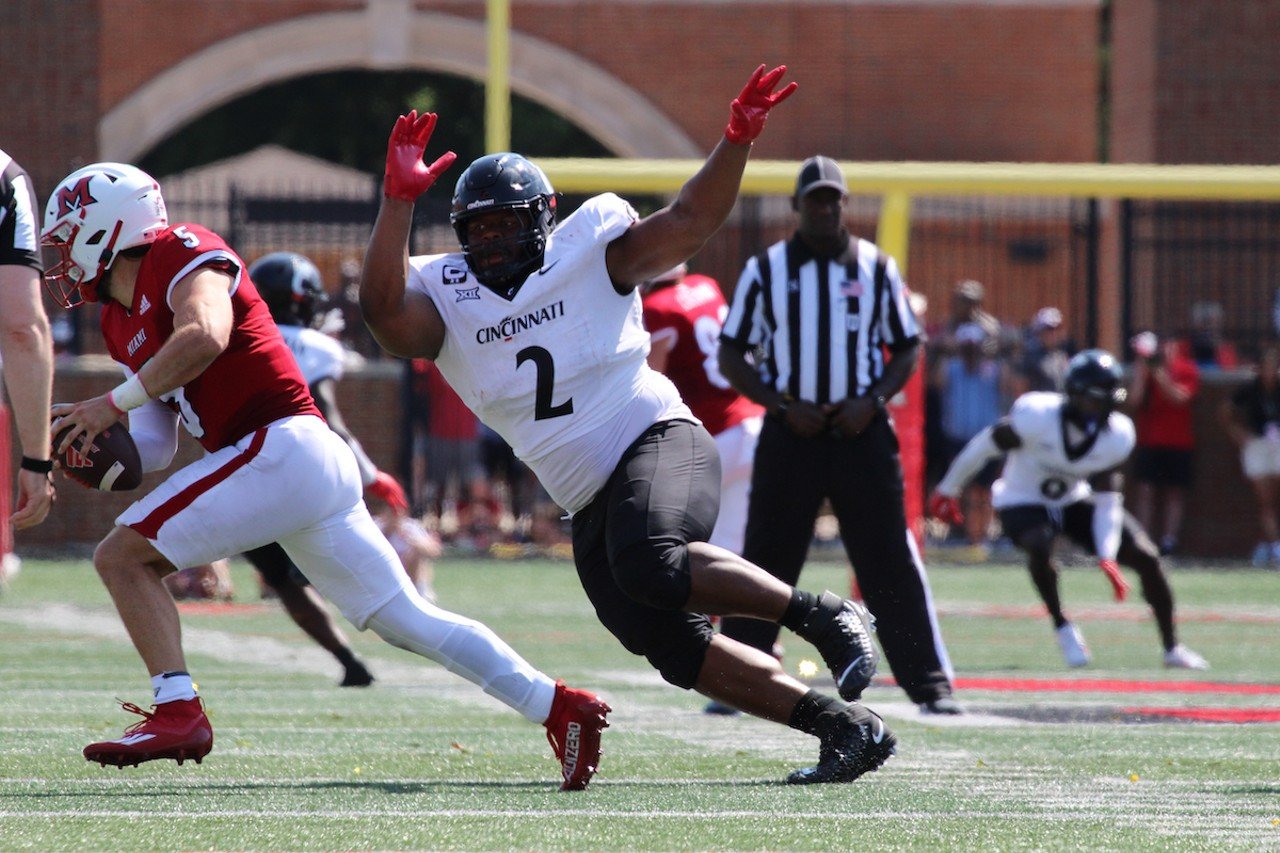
443 264 469 284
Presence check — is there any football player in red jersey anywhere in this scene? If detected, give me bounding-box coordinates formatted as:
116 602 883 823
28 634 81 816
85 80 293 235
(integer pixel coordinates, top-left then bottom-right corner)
41 162 610 790
642 265 764 556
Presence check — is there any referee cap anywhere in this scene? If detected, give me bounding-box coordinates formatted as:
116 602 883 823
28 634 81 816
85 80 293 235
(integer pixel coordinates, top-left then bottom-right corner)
795 155 848 199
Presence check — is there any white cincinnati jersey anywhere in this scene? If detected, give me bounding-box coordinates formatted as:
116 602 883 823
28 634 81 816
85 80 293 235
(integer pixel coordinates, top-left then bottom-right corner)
408 193 693 513
277 325 346 386
993 392 1136 509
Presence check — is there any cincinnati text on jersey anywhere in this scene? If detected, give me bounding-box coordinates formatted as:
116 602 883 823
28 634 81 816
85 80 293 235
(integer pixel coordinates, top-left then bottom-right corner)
475 300 566 344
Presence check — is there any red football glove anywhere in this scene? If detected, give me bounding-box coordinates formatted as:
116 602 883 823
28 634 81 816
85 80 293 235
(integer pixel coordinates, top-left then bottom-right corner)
383 110 458 202
927 492 965 527
724 64 798 145
368 471 410 516
1098 558 1130 602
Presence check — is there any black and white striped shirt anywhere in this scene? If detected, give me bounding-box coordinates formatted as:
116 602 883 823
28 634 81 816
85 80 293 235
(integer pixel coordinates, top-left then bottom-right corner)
721 235 920 405
0 150 42 271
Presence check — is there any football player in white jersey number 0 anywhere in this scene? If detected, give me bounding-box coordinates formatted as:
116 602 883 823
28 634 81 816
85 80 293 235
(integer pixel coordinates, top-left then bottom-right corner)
929 350 1208 671
361 66 899 785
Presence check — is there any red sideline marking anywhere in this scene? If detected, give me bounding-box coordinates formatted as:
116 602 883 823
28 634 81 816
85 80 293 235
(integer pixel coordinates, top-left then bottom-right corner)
1123 707 1280 723
954 676 1280 695
877 675 1280 695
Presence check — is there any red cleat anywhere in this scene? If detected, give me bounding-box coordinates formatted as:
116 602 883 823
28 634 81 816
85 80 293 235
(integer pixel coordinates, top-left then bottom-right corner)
83 698 213 768
543 681 610 791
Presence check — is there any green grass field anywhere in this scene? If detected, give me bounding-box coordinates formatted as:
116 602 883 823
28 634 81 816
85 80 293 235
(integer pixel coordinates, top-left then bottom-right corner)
2 555 1277 852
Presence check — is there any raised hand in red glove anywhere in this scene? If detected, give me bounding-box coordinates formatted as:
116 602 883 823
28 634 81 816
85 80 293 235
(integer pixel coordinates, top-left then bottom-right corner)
1098 558 1130 602
927 491 965 527
368 471 410 516
383 110 458 202
724 64 799 145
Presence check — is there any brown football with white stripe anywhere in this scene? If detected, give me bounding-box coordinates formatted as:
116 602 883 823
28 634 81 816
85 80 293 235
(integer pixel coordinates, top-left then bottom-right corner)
54 424 143 491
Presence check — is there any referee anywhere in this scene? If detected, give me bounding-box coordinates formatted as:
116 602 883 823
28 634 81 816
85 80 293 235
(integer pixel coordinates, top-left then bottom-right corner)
717 155 959 714
0 148 55 535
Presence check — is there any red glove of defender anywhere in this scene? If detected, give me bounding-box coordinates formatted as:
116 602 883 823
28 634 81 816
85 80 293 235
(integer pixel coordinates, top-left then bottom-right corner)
1098 558 1130 602
927 492 965 527
383 110 458 202
724 64 798 145
368 471 410 516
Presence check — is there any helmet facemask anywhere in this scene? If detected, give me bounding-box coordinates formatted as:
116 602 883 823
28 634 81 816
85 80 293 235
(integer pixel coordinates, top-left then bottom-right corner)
1063 349 1127 429
453 197 555 297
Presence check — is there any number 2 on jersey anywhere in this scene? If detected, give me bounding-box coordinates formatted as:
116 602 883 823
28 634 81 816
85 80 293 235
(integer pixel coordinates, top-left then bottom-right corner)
516 346 574 421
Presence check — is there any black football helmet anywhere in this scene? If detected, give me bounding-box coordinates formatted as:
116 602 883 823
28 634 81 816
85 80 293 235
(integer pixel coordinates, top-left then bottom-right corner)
450 153 557 296
249 251 325 327
1064 348 1127 425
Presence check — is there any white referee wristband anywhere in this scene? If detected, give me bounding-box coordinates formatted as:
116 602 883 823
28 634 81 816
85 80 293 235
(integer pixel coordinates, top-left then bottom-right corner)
108 373 151 413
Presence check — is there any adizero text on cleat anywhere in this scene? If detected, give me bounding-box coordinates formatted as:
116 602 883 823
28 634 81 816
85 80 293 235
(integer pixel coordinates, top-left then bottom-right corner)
800 591 878 701
83 697 213 768
544 681 611 791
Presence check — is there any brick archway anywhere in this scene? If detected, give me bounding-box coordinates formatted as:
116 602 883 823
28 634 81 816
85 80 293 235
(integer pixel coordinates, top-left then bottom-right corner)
99 8 701 163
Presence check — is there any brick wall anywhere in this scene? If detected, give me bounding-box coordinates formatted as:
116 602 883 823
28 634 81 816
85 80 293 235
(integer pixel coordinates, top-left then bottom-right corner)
3 1 1100 197
1112 0 1280 164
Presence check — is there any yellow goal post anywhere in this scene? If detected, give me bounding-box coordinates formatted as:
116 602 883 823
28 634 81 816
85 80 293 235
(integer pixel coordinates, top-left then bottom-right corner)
537 158 1280 356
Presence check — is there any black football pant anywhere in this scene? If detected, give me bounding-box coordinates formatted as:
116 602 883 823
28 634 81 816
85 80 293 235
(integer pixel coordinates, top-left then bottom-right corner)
720 413 955 705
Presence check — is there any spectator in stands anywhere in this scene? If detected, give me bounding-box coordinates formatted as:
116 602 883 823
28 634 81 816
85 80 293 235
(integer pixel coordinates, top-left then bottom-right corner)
1222 339 1280 565
419 361 492 549
1015 306 1074 394
1178 301 1238 371
926 279 1003 493
1127 331 1199 556
930 322 1012 560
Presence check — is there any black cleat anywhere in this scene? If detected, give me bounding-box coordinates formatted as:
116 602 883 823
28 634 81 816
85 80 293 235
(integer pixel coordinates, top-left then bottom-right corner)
787 705 896 785
339 658 375 688
799 591 878 701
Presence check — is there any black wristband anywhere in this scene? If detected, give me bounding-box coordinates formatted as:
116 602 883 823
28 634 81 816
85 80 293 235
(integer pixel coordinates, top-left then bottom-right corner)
20 456 54 474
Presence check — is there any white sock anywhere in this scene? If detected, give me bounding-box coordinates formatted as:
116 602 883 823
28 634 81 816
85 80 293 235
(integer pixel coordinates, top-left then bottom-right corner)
366 589 556 723
151 671 197 704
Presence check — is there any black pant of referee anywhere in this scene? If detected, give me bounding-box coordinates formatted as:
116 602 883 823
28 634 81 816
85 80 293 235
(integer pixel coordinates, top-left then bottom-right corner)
720 411 956 707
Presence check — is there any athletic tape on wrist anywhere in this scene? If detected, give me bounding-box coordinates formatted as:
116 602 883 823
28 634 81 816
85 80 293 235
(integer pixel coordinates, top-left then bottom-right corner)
109 373 150 413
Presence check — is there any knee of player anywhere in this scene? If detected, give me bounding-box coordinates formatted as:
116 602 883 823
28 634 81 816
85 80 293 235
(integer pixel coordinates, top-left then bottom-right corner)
645 627 713 689
93 528 142 578
612 538 692 610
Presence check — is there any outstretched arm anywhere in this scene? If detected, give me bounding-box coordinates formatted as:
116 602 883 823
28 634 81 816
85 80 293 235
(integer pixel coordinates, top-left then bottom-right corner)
360 111 457 359
606 65 797 290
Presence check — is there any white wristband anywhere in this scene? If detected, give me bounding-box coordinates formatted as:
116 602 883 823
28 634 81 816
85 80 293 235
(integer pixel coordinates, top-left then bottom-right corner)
109 373 151 413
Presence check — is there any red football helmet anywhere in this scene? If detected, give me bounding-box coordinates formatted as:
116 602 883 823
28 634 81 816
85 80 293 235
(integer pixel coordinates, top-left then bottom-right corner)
41 162 168 308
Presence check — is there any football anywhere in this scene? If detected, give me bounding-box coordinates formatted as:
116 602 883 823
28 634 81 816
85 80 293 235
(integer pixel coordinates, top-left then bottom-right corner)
54 423 143 491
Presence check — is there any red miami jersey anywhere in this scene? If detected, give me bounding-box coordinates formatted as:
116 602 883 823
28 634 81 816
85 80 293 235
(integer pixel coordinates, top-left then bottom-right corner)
642 274 764 436
100 223 320 452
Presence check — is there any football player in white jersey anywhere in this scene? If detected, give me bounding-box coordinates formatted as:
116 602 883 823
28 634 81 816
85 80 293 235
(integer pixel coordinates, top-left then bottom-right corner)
360 66 899 785
929 350 1208 670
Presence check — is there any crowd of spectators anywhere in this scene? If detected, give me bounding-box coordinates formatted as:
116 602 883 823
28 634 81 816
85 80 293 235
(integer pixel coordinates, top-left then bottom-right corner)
922 282 1264 563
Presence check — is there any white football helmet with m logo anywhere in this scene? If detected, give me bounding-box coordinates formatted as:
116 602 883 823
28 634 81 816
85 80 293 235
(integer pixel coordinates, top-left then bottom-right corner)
41 162 167 308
